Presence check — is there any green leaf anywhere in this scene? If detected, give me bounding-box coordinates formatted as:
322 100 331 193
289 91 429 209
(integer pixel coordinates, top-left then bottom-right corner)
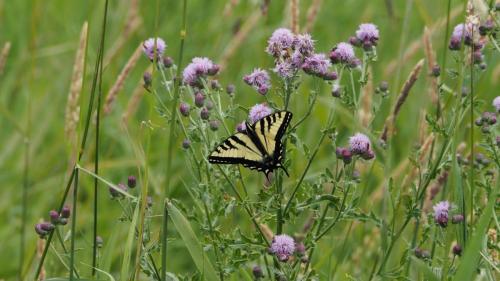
120 200 140 280
452 179 498 281
167 200 219 281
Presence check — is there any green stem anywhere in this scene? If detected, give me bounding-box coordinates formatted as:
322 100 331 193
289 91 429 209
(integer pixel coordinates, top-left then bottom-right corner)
162 0 187 279
161 200 169 281
202 200 225 281
69 169 79 281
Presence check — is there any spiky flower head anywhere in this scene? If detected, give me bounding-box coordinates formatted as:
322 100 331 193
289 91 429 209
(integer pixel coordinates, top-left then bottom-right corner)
236 122 247 133
349 133 373 159
269 234 295 262
433 201 450 227
243 68 271 95
330 42 357 65
182 57 219 87
492 96 500 112
249 103 273 123
355 23 379 49
143 37 166 60
294 33 315 56
449 23 476 50
274 61 295 79
266 28 295 57
302 53 331 78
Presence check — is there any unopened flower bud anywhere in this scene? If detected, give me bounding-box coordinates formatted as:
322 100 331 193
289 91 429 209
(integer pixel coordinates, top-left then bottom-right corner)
211 80 221 90
143 72 152 89
96 236 104 248
162 56 173 68
431 64 441 77
200 107 210 120
452 214 464 224
49 210 59 224
127 176 137 188
252 266 264 279
452 244 462 256
179 102 190 117
205 100 214 111
182 139 191 149
194 92 205 108
209 120 219 131
226 84 235 95
61 205 71 219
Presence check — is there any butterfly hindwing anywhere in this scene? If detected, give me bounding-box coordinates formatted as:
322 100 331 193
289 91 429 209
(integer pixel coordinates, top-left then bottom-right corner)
208 110 293 176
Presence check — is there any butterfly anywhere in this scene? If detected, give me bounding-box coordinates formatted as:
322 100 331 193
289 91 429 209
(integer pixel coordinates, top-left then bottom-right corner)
208 111 293 178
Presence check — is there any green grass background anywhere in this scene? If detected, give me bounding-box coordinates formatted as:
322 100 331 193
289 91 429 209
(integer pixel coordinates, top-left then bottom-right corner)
0 0 498 279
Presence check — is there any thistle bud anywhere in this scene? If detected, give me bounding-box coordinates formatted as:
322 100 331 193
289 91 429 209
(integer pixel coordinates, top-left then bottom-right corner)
143 72 152 89
252 266 264 279
452 244 462 256
49 210 59 224
209 120 219 131
179 102 190 117
182 139 191 149
226 84 235 95
452 214 464 224
61 205 71 219
194 92 205 108
96 236 104 248
431 64 440 77
162 56 173 68
200 108 210 120
127 176 137 188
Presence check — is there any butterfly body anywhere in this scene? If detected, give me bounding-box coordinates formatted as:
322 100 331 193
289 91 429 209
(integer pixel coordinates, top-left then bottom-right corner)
208 111 293 177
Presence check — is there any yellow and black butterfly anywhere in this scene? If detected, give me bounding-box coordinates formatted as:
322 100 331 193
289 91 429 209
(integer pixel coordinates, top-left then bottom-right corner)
208 111 293 177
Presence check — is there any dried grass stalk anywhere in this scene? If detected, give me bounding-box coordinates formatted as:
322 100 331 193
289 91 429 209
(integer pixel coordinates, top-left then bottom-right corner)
381 59 424 143
104 44 143 115
291 0 299 33
219 11 261 71
422 27 438 104
65 22 88 151
223 0 239 17
384 6 461 76
359 66 373 127
303 0 322 33
259 223 274 242
0 42 11 75
122 66 152 123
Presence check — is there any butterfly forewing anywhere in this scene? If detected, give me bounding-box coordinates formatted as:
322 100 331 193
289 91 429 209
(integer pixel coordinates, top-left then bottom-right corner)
208 111 293 175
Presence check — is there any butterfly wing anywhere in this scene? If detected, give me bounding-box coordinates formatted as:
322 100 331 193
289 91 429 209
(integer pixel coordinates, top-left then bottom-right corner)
208 132 269 172
251 111 293 165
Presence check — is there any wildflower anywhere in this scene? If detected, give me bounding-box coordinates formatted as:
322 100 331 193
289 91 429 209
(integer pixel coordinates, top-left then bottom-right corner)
431 64 441 77
179 103 190 117
295 242 306 257
127 176 137 189
252 266 264 279
200 107 210 120
143 37 166 60
182 57 219 87
162 56 173 68
35 222 55 238
330 42 356 65
452 214 464 224
226 84 235 96
182 139 191 149
481 112 497 125
294 33 315 56
452 244 462 256
323 71 338 81
355 23 379 50
205 100 214 111
331 84 341 97
194 92 205 108
269 234 295 262
211 79 221 90
302 53 331 78
336 147 352 164
274 60 295 79
243 68 271 95
492 96 500 113
266 28 295 57
433 201 450 227
209 120 219 131
479 19 494 36
449 23 474 50
61 205 70 220
249 103 273 123
349 133 373 159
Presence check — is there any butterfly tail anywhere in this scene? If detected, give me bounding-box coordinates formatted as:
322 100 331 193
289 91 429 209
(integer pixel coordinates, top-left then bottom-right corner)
280 166 290 177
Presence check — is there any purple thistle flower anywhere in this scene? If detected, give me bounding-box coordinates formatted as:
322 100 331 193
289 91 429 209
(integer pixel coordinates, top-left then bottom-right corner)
194 92 205 108
127 176 137 188
492 96 500 112
433 201 450 227
349 133 371 155
269 234 295 262
449 23 475 50
330 42 356 65
61 205 71 219
236 122 247 133
302 53 331 77
35 222 55 238
182 57 219 87
143 37 166 60
294 33 315 56
355 23 379 49
274 61 295 79
49 210 59 224
243 68 271 95
249 104 273 123
266 28 295 57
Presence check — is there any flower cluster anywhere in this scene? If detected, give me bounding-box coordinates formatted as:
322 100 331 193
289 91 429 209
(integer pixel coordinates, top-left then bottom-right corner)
475 111 497 134
35 206 71 238
269 234 295 262
449 23 476 50
336 133 375 164
243 68 271 95
182 57 220 87
265 28 336 80
143 37 167 61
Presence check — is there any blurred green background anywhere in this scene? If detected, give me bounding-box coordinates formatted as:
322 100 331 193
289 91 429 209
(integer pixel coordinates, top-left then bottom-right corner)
0 0 498 279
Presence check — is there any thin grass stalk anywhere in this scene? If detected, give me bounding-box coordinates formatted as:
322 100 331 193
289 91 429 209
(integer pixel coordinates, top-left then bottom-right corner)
303 0 322 33
161 200 169 280
92 4 107 273
0 42 11 75
20 133 29 281
34 1 109 278
69 168 78 281
290 0 299 33
468 28 475 229
162 0 187 279
392 0 414 90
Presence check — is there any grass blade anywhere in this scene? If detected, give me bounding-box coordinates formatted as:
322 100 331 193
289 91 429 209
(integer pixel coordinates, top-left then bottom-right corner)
166 200 219 281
